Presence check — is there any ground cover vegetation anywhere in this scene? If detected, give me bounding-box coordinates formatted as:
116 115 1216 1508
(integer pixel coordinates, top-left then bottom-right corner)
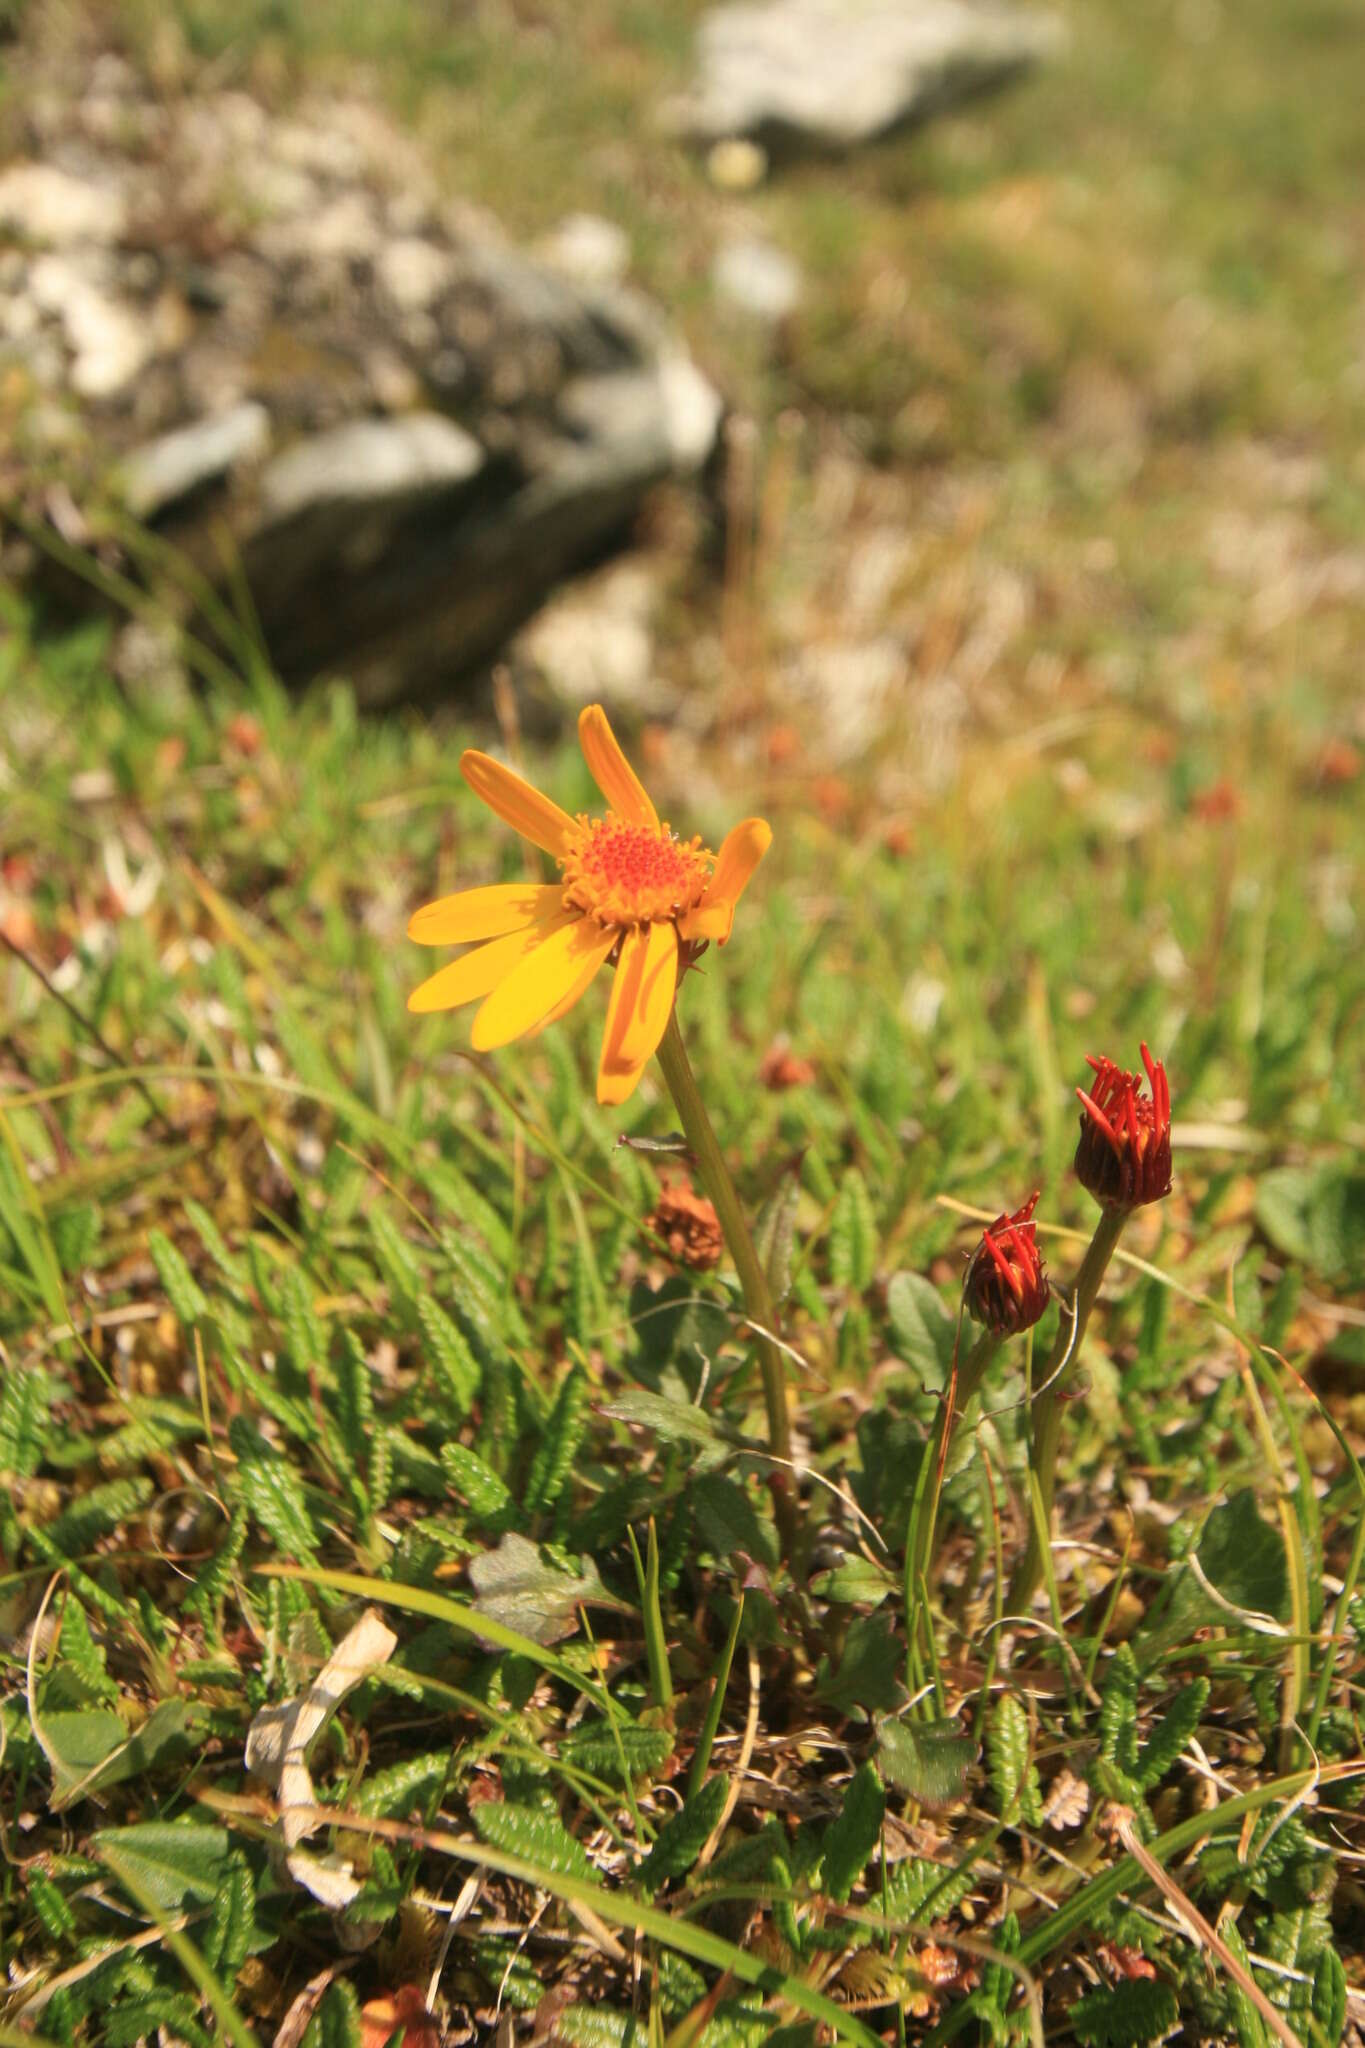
3 0 1365 2043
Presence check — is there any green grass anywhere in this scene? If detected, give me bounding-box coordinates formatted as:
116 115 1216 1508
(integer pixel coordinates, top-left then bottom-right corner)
3 0 1365 2040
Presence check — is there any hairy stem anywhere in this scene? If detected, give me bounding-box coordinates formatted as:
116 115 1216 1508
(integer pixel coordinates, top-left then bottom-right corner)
655 1007 794 1543
1009 1206 1126 1611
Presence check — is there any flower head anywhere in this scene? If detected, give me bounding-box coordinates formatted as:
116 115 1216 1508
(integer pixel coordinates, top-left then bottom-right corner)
407 705 770 1106
646 1176 724 1270
965 1192 1049 1336
1074 1043 1172 1211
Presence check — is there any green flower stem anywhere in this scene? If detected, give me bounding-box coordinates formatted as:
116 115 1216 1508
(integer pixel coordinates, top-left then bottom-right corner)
913 1329 1000 1589
655 1008 794 1533
1008 1205 1127 1612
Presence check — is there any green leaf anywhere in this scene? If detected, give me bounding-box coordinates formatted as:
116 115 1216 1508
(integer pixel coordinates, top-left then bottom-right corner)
1255 1165 1365 1283
1069 1980 1179 2047
524 1364 589 1515
1197 1489 1289 1620
227 1418 319 1560
27 1866 77 1941
988 1692 1042 1826
821 1763 885 1903
370 1205 422 1304
877 1716 976 1809
1136 1678 1209 1791
809 1556 897 1608
829 1168 876 1290
92 1823 234 1912
355 1748 450 1818
279 1265 327 1376
559 1721 673 1784
202 1851 254 1975
885 1271 956 1384
473 1800 595 1884
637 1773 729 1891
557 2011 647 2048
467 1532 618 1646
754 1173 801 1302
600 1389 726 1449
418 1292 482 1414
816 1614 905 1719
689 1472 777 1568
1099 1643 1141 1774
1311 1944 1347 2048
318 1977 364 2048
0 1365 48 1477
147 1228 209 1325
440 1441 514 1520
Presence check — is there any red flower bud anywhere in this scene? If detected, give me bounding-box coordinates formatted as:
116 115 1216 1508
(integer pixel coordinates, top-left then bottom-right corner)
966 1192 1049 1336
1074 1043 1172 1211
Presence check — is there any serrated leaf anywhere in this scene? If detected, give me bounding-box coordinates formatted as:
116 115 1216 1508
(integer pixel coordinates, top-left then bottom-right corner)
754 1174 800 1302
877 1716 976 1810
558 1721 673 1784
829 1169 876 1290
467 1532 620 1645
418 1292 481 1414
637 1773 729 1891
94 1823 233 1912
440 1441 514 1520
0 1365 48 1477
1136 1677 1209 1791
473 1799 595 1883
355 1749 451 1818
557 2011 647 2048
319 1976 364 2048
1099 1643 1140 1773
1311 1945 1347 2047
524 1364 589 1515
147 1228 209 1325
885 1271 956 1385
370 1206 423 1304
988 1692 1041 1826
1069 1980 1179 2047
822 1763 885 1903
228 1418 318 1560
1197 1489 1288 1620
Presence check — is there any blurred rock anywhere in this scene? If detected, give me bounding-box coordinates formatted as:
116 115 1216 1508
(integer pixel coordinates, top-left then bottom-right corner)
0 47 723 705
706 138 769 190
713 236 801 323
515 558 674 718
672 0 1064 153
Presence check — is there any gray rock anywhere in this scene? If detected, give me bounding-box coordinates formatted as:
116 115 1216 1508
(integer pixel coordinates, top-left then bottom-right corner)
712 236 801 323
537 213 631 289
257 413 484 527
121 402 273 519
673 0 1064 152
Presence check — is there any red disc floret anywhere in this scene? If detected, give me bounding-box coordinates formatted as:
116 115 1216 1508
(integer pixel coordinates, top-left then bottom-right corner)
559 814 712 929
1074 1042 1173 1211
966 1191 1049 1336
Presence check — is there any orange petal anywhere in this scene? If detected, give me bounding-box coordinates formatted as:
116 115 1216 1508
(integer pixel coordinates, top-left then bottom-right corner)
460 751 578 858
407 915 574 1013
407 882 563 947
470 916 615 1050
577 705 659 830
597 921 678 1103
678 817 771 945
708 817 771 910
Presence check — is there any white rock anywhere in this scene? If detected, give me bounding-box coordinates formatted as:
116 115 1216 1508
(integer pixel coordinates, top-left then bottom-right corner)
259 413 484 525
677 0 1064 150
375 237 454 312
121 402 273 518
537 213 630 288
29 254 151 397
655 351 724 472
0 162 127 245
518 560 672 714
713 236 801 322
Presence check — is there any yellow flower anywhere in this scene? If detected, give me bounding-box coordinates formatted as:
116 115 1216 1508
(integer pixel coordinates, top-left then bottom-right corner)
407 705 771 1105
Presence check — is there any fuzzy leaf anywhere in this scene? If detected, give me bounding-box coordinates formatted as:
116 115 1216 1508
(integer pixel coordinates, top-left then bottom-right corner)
559 1721 673 1784
1197 1489 1289 1620
885 1272 956 1385
557 2012 646 2048
473 1799 595 1883
600 1388 725 1449
1099 1643 1141 1774
877 1716 976 1810
816 1614 905 1719
1311 1945 1347 2048
754 1173 801 1302
822 1763 885 1903
94 1822 234 1912
637 1773 729 1891
829 1168 876 1290
467 1532 617 1645
0 1365 48 1478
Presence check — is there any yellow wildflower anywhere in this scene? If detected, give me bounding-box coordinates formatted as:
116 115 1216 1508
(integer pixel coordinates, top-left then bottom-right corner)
408 706 770 1105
